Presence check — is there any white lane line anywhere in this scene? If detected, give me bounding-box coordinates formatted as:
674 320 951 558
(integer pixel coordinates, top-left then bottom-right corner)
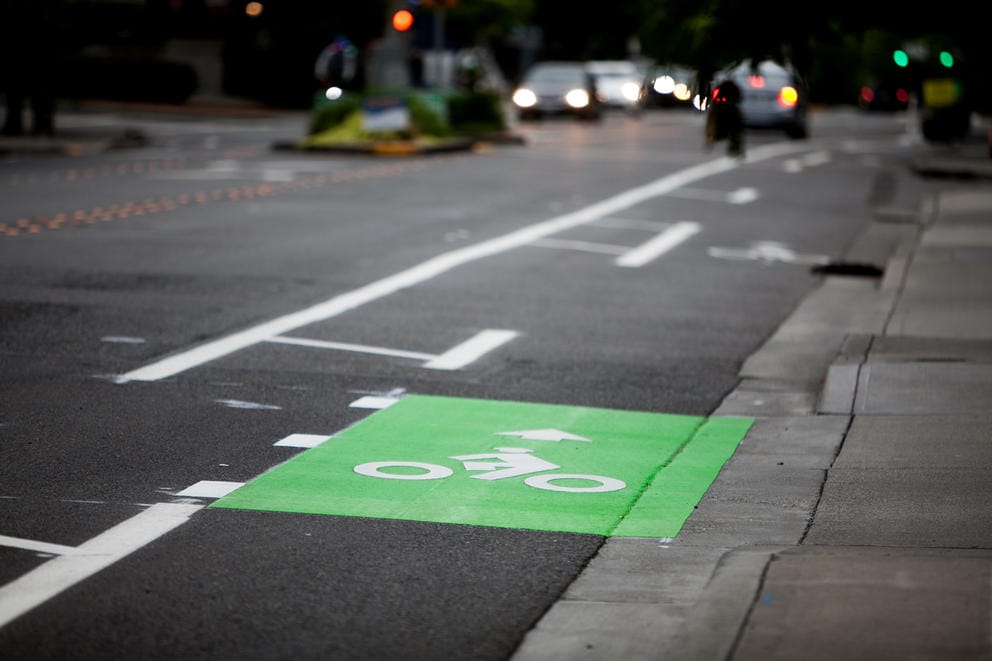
349 395 401 409
265 336 437 360
119 144 807 382
591 218 671 232
530 238 629 255
175 481 244 498
275 433 332 448
423 329 520 370
0 535 80 557
727 187 759 204
615 221 701 268
266 336 436 362
0 503 202 628
215 399 282 411
803 150 831 167
668 186 759 205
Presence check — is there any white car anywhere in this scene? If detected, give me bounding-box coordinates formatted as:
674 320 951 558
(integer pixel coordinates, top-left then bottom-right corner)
586 60 645 115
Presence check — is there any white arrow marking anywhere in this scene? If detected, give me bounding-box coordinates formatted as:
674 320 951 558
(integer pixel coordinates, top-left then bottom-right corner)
495 429 592 442
708 241 830 266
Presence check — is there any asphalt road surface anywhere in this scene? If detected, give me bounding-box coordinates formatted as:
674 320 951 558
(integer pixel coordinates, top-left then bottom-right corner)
1 105 929 659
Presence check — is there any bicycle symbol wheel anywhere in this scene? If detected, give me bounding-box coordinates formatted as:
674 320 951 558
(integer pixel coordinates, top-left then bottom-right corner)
524 473 626 493
354 461 453 480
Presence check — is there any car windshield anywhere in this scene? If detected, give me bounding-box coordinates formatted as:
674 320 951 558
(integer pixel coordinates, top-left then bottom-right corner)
733 70 791 87
528 67 584 85
589 63 638 78
723 62 794 88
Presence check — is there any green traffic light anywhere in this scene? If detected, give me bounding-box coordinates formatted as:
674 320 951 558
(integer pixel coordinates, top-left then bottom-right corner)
939 51 954 68
893 50 909 67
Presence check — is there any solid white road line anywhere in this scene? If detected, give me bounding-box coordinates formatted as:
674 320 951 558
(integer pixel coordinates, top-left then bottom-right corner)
120 144 807 382
530 238 630 255
0 535 80 557
0 503 202 628
265 336 436 362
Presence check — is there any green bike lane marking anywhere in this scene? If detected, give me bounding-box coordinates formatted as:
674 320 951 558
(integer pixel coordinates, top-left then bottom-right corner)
211 395 753 538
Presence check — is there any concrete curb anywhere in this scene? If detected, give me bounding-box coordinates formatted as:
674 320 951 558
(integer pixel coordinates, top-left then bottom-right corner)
271 132 526 157
667 546 786 661
0 129 147 156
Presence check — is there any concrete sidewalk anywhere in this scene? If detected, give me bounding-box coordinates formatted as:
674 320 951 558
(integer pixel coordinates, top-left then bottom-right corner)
679 159 992 659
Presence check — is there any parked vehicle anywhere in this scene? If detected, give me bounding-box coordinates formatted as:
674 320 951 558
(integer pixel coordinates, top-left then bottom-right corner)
511 61 602 121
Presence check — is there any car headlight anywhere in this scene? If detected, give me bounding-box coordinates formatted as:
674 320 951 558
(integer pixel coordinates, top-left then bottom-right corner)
512 88 538 108
621 82 641 102
653 75 675 94
565 88 590 109
673 83 692 101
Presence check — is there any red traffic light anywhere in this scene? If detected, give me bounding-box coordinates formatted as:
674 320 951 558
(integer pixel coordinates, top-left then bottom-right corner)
392 9 414 31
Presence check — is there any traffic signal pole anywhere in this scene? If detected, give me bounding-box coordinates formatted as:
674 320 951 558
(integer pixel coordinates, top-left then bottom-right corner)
433 8 445 89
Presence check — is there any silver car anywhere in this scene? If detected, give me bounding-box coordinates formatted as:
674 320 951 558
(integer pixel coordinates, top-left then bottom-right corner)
712 59 809 139
512 61 602 121
586 60 645 115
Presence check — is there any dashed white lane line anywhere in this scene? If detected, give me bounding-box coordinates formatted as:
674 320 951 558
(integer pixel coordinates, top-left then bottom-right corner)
119 143 807 383
275 433 332 448
615 221 701 268
422 329 520 370
0 503 202 628
175 481 244 498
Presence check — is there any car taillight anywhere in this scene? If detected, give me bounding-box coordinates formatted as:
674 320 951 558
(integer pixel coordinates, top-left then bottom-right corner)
861 86 875 103
896 88 910 103
778 86 799 107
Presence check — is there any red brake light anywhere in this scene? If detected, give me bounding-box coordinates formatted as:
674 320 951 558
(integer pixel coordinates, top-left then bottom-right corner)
748 75 765 88
896 88 909 103
778 86 799 108
861 86 875 103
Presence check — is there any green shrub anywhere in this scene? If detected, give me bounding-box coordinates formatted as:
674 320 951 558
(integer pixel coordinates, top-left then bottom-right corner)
309 95 362 135
407 92 452 137
446 91 506 133
305 89 507 143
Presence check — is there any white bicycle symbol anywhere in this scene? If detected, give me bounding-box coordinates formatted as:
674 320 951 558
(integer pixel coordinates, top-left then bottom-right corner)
354 446 626 494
